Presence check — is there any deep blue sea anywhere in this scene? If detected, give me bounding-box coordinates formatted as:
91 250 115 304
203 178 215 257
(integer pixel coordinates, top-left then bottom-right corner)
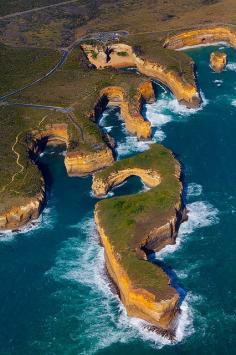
1 44 236 355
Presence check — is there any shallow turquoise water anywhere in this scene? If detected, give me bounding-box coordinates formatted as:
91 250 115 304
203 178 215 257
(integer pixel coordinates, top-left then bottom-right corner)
1 44 236 354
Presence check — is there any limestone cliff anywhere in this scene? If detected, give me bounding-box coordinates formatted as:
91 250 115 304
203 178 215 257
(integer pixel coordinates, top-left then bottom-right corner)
93 145 187 331
95 209 180 330
0 186 45 231
65 147 114 176
210 52 227 72
164 27 236 49
82 43 200 108
92 167 161 196
100 83 154 139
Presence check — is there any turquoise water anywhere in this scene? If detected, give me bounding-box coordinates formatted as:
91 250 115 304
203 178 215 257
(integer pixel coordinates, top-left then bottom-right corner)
1 44 236 354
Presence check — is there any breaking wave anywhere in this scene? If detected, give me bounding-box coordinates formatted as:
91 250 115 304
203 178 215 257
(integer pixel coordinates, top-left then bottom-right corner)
47 216 196 354
187 183 203 198
226 63 236 71
157 201 219 259
0 206 55 242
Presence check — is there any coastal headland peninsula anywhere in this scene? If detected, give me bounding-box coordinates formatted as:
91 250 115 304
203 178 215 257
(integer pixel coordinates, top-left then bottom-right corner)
1 0 236 335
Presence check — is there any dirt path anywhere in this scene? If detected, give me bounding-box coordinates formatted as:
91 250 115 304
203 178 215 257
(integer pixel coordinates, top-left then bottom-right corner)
0 114 48 194
0 132 24 193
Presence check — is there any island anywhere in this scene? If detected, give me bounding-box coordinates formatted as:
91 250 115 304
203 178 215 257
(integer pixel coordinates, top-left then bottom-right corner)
210 52 227 72
93 144 186 332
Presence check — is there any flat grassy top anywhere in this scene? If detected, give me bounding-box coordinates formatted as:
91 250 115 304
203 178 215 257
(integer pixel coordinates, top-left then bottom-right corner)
14 46 147 114
0 44 61 97
95 144 181 297
123 33 195 85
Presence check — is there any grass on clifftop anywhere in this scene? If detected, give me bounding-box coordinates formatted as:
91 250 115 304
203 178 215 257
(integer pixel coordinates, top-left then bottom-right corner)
14 46 149 111
95 144 182 297
0 106 71 212
123 33 195 85
0 44 61 97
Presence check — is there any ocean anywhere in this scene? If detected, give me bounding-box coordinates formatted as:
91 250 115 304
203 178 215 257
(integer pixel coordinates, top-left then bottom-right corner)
0 44 236 355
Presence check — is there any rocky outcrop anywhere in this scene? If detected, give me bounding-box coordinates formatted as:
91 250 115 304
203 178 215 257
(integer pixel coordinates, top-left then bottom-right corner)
210 52 227 72
100 83 154 139
92 168 161 196
0 186 45 231
133 54 200 108
65 147 114 176
0 121 113 231
95 209 180 330
32 123 69 147
82 43 200 109
93 144 187 331
164 26 236 49
33 123 114 177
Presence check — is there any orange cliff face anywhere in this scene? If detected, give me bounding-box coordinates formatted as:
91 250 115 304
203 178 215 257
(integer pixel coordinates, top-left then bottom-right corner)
94 209 180 330
210 51 227 72
133 54 200 109
64 148 114 176
33 122 114 177
0 188 45 231
100 84 153 139
164 27 236 49
92 148 187 331
82 43 200 109
0 122 113 231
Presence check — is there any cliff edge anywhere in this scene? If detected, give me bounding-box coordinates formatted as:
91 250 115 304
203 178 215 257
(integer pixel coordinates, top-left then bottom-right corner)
93 144 186 331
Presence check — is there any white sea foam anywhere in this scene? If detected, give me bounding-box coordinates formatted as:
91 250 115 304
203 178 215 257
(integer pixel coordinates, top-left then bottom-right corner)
0 206 55 242
157 201 219 258
177 41 229 51
231 99 236 107
47 216 196 353
226 63 236 71
187 183 203 198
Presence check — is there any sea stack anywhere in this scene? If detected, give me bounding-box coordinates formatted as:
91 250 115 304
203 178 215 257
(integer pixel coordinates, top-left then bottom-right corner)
210 52 227 72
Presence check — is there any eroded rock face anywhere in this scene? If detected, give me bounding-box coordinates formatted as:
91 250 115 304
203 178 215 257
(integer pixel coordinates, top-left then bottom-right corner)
164 27 236 49
0 187 45 231
210 52 227 72
92 168 161 196
82 43 200 109
93 145 187 331
95 210 180 329
65 148 114 176
133 54 200 109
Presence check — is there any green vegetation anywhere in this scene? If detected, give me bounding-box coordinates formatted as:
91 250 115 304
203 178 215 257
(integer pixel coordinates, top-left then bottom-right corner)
0 44 61 97
117 51 128 57
0 101 111 213
91 50 98 59
95 144 181 296
123 33 195 85
0 0 86 16
0 47 151 212
14 46 148 121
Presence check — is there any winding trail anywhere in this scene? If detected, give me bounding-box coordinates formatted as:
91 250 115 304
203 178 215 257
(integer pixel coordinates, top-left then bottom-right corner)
0 132 24 193
0 114 48 194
